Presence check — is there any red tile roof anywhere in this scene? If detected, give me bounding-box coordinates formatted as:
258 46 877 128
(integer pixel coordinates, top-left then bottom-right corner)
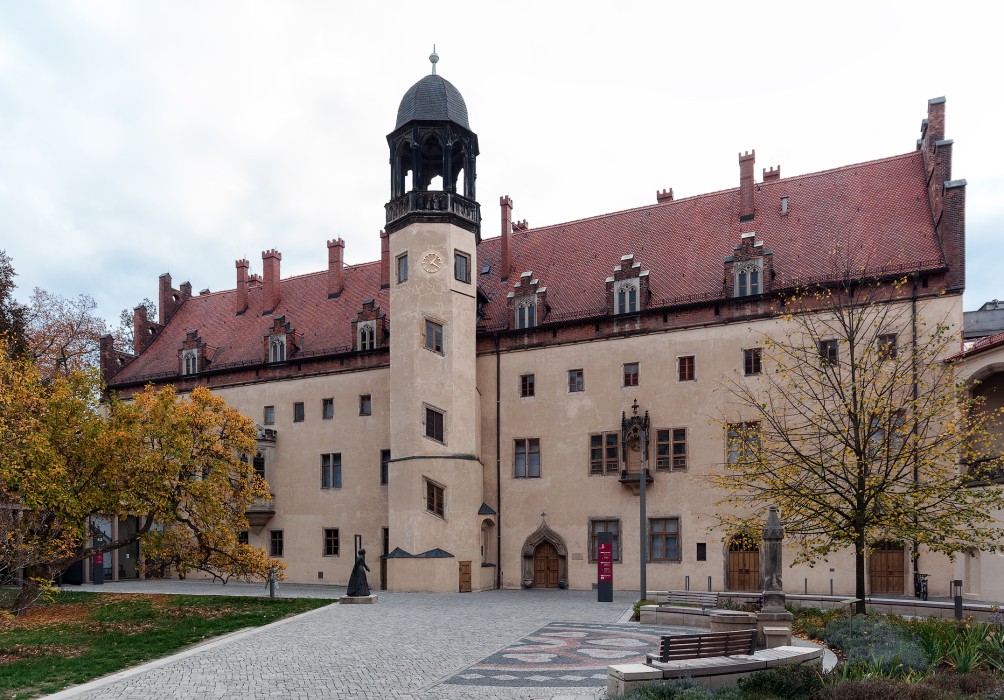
109 150 945 386
949 330 1004 361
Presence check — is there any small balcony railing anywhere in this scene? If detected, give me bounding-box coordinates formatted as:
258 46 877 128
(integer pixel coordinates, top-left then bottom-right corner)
385 191 481 231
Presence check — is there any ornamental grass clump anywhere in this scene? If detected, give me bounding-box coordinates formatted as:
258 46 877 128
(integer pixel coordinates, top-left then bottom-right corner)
823 616 928 676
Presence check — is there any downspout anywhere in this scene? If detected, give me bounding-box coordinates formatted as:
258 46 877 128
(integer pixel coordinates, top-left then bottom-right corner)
911 272 920 581
495 333 502 589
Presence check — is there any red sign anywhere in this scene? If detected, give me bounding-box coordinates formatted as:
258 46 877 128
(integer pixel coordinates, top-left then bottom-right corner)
94 554 104 566
597 542 613 583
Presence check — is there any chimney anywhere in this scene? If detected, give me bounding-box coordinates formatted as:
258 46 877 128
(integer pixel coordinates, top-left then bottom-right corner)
235 259 249 315
500 195 513 281
158 273 172 324
924 96 946 154
763 166 780 182
133 304 156 354
656 188 674 203
941 179 966 293
739 150 756 221
379 230 389 289
261 249 281 314
328 238 345 298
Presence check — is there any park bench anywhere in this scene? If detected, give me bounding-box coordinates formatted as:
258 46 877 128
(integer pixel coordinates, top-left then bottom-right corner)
645 629 756 664
663 590 720 609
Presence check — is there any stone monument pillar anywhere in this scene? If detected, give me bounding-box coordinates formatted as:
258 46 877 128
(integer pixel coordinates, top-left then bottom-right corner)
756 506 794 647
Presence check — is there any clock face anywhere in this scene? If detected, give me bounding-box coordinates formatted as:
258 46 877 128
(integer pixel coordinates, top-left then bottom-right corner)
422 252 443 274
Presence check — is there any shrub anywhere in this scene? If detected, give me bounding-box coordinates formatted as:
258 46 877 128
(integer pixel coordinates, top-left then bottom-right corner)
822 616 928 676
620 678 717 700
813 678 952 700
736 663 825 697
633 599 661 621
921 669 1000 695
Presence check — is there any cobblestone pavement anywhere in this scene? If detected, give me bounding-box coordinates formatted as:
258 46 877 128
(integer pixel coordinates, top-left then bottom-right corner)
46 581 646 700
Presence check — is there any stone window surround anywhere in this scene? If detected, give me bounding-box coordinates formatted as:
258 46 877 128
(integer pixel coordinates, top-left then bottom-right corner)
588 518 621 563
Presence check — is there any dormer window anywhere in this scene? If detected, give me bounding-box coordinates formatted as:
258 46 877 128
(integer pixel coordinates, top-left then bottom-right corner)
182 349 198 375
734 259 763 297
615 280 639 314
270 336 286 363
358 321 376 351
515 297 537 329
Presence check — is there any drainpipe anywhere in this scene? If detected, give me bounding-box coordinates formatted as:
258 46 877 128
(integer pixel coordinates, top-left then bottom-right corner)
495 333 502 589
911 273 920 582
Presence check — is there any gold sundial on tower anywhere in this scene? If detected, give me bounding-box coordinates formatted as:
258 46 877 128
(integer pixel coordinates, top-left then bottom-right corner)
422 252 443 273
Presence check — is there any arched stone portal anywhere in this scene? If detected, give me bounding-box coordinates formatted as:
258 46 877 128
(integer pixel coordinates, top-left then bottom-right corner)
521 514 568 589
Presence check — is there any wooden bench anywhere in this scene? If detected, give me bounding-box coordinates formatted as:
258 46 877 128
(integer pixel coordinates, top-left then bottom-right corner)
646 629 756 664
663 590 720 609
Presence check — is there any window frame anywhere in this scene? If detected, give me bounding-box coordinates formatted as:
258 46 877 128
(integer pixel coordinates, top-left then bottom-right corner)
615 280 639 314
743 347 762 376
182 349 198 375
263 405 275 425
726 421 761 465
568 368 584 393
359 394 372 416
877 333 898 360
323 528 340 557
623 362 639 387
649 517 681 562
425 478 445 519
252 453 266 481
819 339 839 366
515 297 537 330
734 259 763 297
269 336 286 363
269 529 284 557
454 250 471 284
396 252 408 283
513 437 541 478
321 398 334 420
678 355 695 382
424 318 444 354
656 427 688 472
424 405 445 444
589 432 620 475
520 373 535 398
357 320 376 351
293 402 305 423
589 518 621 563
380 449 390 486
320 453 342 489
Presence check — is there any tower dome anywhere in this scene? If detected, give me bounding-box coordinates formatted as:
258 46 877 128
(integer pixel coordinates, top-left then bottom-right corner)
395 75 470 130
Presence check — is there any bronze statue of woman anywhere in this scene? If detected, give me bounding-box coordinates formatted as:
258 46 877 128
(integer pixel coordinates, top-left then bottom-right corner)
346 548 371 597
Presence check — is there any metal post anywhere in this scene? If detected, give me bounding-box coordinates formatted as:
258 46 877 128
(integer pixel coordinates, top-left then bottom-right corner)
639 424 648 602
953 579 964 620
268 567 277 599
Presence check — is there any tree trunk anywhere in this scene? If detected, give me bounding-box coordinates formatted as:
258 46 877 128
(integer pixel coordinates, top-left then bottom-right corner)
854 534 867 615
10 568 45 617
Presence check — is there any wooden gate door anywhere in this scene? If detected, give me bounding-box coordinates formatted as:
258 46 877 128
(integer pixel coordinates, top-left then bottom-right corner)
728 549 760 591
459 561 472 593
869 543 904 595
533 542 559 588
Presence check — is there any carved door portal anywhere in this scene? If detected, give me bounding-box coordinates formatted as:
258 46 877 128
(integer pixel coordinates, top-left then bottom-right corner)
533 542 560 588
869 542 904 595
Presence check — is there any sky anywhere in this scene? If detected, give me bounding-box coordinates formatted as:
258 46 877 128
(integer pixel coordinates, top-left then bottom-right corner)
1 1 1001 329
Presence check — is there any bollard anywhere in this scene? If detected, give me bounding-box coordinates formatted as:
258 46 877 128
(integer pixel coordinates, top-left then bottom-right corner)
267 568 277 599
953 579 963 620
685 575 690 591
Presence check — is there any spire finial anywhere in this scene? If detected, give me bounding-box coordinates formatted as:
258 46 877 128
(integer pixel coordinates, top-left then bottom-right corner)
429 45 439 75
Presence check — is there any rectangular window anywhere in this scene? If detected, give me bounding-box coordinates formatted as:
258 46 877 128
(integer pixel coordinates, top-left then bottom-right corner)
568 369 584 393
656 428 687 471
589 519 620 562
877 333 898 360
237 530 249 545
514 438 541 478
396 253 408 283
252 453 266 480
323 528 340 557
320 453 342 489
744 348 762 376
623 362 639 387
269 530 283 557
322 398 334 420
359 394 372 416
589 432 620 474
264 405 275 425
380 449 390 486
696 542 707 561
424 319 444 354
520 373 535 398
425 406 445 443
819 339 839 366
726 421 760 464
293 402 304 423
454 251 471 283
678 355 695 382
649 518 680 561
426 479 445 518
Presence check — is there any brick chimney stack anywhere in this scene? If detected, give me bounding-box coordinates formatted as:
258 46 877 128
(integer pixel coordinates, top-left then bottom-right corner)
235 259 249 315
262 249 281 314
328 238 345 298
917 97 964 293
763 166 780 182
379 230 389 289
500 195 513 281
739 150 756 221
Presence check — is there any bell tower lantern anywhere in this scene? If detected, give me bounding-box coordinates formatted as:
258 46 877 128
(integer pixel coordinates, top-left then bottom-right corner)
385 50 481 239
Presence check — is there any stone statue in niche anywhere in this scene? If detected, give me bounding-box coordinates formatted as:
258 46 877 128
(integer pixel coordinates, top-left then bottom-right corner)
346 548 371 597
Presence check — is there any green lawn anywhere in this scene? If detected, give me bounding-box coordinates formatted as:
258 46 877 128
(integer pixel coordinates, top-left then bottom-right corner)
0 591 335 699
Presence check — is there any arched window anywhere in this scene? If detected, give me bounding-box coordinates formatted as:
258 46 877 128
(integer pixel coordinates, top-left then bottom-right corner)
182 349 198 375
358 321 376 351
515 298 537 329
615 282 638 314
734 260 764 297
270 336 286 363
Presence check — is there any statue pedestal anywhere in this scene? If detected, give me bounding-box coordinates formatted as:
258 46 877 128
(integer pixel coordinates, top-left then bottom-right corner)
756 610 793 647
340 594 379 604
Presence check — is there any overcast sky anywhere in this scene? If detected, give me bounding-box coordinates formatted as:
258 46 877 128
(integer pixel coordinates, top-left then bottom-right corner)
1 1 1000 328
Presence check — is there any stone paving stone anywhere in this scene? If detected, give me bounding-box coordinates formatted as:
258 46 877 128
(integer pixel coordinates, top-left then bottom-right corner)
45 582 643 700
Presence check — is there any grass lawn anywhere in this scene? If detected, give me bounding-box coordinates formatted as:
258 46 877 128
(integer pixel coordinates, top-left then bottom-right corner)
0 591 335 700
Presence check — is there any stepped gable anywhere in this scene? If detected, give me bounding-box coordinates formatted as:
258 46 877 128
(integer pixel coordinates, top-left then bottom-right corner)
475 150 943 329
111 260 385 384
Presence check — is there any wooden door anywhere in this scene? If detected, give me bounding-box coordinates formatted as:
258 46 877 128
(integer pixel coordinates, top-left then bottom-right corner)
533 542 560 588
459 561 472 593
869 543 904 595
728 549 760 591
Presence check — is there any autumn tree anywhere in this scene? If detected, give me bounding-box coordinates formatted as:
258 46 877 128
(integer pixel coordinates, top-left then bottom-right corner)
711 279 1004 613
0 251 29 358
0 350 282 615
24 288 108 377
